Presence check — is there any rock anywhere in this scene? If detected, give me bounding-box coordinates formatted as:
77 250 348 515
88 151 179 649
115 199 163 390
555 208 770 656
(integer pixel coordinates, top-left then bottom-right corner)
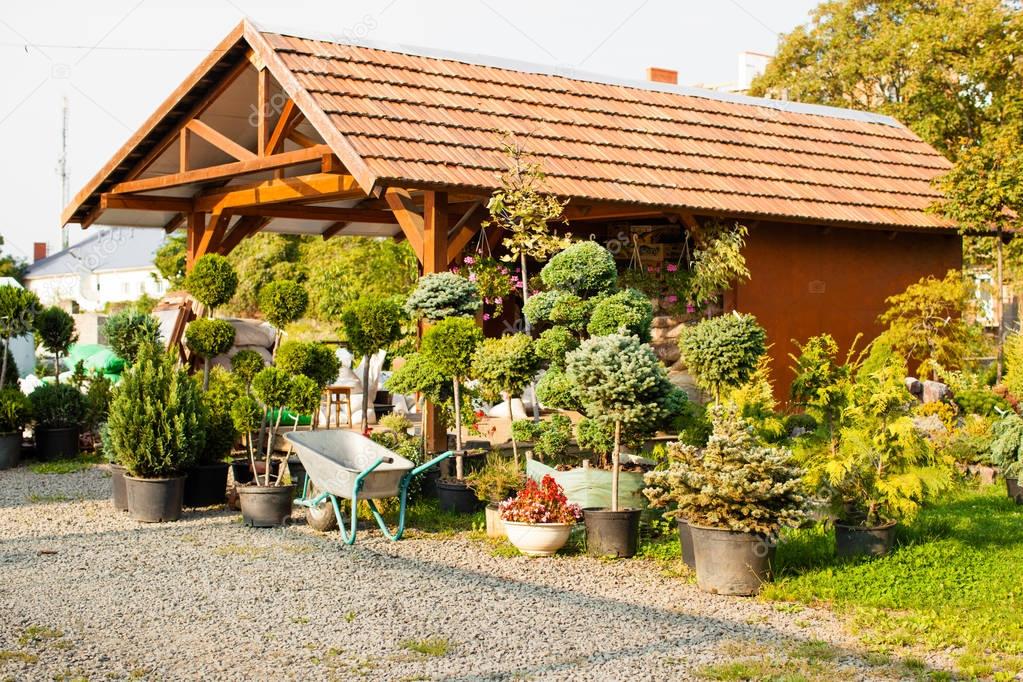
922 380 951 404
913 414 947 440
651 315 674 329
666 322 688 340
905 377 923 399
651 341 680 365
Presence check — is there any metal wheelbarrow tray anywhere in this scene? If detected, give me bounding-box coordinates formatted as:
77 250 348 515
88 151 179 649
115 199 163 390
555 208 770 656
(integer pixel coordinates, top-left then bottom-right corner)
286 430 450 545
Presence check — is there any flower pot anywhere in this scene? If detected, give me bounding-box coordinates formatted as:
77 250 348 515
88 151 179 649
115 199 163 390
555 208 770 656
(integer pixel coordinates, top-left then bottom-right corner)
677 518 696 570
125 475 185 523
237 484 295 527
689 523 775 596
35 426 79 461
484 503 507 538
420 465 441 499
1005 478 1022 505
835 520 897 557
503 520 574 556
183 462 229 508
582 508 641 558
230 458 280 486
0 432 21 470
436 479 483 514
109 464 128 511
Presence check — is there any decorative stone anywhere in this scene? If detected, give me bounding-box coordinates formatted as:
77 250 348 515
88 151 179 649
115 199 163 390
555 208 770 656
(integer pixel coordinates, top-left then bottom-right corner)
921 380 951 404
904 377 923 399
912 415 947 440
651 315 674 329
666 322 688 339
651 342 680 365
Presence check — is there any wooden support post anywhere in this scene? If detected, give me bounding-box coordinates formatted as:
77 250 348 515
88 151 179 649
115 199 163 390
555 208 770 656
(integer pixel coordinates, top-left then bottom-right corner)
422 190 449 454
185 212 204 271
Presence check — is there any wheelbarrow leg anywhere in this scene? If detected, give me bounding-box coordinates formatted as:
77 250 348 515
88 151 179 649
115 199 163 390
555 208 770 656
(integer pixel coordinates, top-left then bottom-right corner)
367 451 453 542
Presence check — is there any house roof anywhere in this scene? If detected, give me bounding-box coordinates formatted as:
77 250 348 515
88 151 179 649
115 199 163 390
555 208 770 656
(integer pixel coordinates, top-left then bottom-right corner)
62 19 955 232
25 229 167 279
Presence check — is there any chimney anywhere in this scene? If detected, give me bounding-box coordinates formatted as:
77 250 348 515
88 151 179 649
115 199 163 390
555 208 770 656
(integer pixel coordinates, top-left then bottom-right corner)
33 242 48 262
647 67 678 85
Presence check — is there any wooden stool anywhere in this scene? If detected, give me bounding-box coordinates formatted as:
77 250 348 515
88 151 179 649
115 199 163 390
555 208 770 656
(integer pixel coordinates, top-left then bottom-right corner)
322 386 354 429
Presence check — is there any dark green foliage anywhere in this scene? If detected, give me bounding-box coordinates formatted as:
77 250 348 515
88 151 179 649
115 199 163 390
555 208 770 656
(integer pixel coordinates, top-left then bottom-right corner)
34 306 77 381
954 387 1010 417
510 414 573 460
341 296 405 359
420 317 483 379
104 309 162 366
85 374 114 431
679 313 767 400
521 289 566 327
575 417 614 458
470 334 538 403
404 272 480 321
230 394 263 435
258 279 308 331
387 353 449 403
185 254 238 311
224 234 299 316
534 366 579 410
153 234 186 288
586 288 654 342
230 349 265 386
539 241 617 296
201 367 244 464
29 383 86 428
184 318 235 360
0 237 28 284
2 350 18 388
106 346 206 477
990 413 1023 478
0 387 31 433
547 293 593 333
275 341 340 389
534 326 579 369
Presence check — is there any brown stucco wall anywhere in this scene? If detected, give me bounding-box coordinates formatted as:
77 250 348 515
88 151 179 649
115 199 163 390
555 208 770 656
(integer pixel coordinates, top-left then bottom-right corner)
733 222 963 402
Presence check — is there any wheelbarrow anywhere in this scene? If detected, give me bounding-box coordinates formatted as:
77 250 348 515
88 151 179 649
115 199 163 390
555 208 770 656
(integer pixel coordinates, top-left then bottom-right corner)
285 430 451 545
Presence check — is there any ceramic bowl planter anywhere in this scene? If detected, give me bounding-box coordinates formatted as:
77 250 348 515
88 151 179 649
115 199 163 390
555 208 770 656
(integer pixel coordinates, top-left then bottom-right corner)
35 426 79 461
834 520 897 557
582 508 641 558
1006 478 1022 505
689 524 775 596
183 462 229 508
0 432 21 470
125 475 186 523
237 484 295 527
109 464 128 511
504 521 574 557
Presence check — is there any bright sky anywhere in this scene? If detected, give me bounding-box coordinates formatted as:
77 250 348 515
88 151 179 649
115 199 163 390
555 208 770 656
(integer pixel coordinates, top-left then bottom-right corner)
0 0 819 262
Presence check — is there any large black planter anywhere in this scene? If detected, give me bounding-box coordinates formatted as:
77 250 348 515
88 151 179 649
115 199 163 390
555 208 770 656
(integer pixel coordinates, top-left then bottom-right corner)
35 426 79 461
582 508 641 558
436 479 483 514
231 458 280 486
237 484 295 527
109 464 128 511
0 432 20 470
689 523 775 596
420 465 441 499
835 521 896 557
125 475 185 523
677 518 696 570
183 462 229 508
1006 478 1022 505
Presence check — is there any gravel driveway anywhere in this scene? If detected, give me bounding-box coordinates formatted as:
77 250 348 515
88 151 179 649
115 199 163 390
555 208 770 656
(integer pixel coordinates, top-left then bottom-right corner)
0 465 946 681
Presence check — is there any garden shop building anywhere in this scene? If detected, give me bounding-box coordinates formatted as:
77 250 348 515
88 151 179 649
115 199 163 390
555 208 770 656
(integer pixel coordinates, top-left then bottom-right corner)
62 19 961 433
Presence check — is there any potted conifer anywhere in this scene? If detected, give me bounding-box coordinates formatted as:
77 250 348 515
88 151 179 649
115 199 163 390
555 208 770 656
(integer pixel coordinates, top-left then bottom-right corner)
991 413 1023 504
471 333 539 467
29 383 87 460
340 295 406 432
35 306 78 383
258 280 308 358
183 368 240 508
185 318 235 391
184 253 238 318
0 388 30 469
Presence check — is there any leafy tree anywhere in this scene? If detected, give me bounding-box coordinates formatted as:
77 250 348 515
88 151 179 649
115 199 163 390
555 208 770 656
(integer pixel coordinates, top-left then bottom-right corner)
0 285 40 386
251 366 293 485
275 341 340 390
689 222 751 308
471 333 539 465
154 234 186 288
184 318 235 390
404 272 480 321
230 349 265 388
340 296 405 432
34 306 77 384
224 233 300 316
185 254 238 316
258 279 308 356
566 333 679 511
421 317 483 461
104 309 161 366
302 237 418 320
679 313 767 401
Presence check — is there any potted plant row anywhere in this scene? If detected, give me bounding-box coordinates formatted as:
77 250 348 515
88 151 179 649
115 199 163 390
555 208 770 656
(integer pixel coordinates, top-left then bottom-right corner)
30 383 87 460
0 388 30 469
499 474 582 556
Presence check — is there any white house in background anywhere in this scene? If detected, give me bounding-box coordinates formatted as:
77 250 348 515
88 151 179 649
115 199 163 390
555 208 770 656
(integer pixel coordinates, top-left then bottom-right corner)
24 229 169 312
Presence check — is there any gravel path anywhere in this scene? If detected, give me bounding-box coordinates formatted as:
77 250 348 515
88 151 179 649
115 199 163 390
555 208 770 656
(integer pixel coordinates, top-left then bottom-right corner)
0 465 948 681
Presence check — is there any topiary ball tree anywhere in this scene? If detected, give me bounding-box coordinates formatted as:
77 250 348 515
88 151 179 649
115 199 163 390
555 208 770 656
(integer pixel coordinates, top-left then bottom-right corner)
405 272 480 321
341 295 406 432
566 333 678 511
258 279 309 357
539 241 618 297
471 333 539 466
185 254 238 316
104 309 161 366
251 366 294 486
276 341 340 390
0 285 40 387
230 349 265 388
678 313 767 402
587 288 655 342
534 326 579 370
421 317 483 469
34 306 78 384
185 318 236 390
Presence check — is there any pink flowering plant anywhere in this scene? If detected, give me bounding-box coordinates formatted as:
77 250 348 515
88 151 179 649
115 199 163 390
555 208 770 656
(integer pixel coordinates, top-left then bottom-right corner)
618 263 694 315
453 255 516 318
499 474 582 524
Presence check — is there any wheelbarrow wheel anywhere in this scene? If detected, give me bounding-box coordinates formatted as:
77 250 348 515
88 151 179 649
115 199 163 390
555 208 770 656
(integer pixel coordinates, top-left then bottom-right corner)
304 482 339 532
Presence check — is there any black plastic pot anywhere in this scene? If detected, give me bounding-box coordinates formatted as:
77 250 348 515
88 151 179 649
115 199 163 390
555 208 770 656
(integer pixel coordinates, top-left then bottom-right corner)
436 479 483 514
109 464 128 511
582 508 641 558
287 457 307 494
677 518 696 570
237 484 295 527
0 432 20 470
230 458 280 486
689 523 775 596
35 426 79 461
125 475 185 523
1006 478 1022 505
183 462 229 508
420 465 441 499
835 520 897 557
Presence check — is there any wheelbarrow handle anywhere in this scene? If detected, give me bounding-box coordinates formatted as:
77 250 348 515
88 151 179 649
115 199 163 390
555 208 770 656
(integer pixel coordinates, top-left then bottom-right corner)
410 450 453 477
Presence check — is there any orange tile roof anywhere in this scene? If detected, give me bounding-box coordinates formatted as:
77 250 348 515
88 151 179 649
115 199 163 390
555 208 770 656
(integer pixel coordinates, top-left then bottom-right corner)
257 27 953 230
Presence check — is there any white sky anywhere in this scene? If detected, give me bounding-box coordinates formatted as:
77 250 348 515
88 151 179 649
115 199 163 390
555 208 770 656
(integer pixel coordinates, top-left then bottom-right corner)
0 0 819 262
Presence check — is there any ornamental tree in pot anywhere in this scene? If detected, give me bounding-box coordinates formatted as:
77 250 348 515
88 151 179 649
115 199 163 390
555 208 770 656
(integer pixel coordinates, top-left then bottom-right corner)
989 413 1023 504
340 295 406 432
35 306 78 384
184 318 236 390
183 368 241 508
29 383 87 460
471 333 539 467
643 405 807 595
185 253 238 317
104 309 161 367
499 474 582 556
258 279 308 357
0 285 40 387
107 344 206 522
678 312 766 403
566 333 680 557
0 388 31 469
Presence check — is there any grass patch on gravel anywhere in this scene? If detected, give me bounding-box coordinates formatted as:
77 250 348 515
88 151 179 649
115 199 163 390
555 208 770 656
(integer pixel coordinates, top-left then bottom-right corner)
764 485 1023 678
0 650 38 664
28 454 101 475
17 626 63 647
696 657 847 682
400 637 452 657
26 493 74 503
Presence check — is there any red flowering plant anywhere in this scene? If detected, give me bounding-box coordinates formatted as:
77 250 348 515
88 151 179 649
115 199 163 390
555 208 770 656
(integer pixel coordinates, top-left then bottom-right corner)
498 475 582 524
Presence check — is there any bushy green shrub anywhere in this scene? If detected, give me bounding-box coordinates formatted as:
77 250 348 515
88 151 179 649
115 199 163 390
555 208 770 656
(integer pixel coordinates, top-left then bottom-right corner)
471 333 539 464
30 383 86 429
534 326 579 369
186 254 238 312
547 293 593 333
522 289 566 327
230 349 265 386
586 288 654 342
104 309 161 366
0 388 31 433
276 340 341 389
35 306 78 382
0 285 40 386
404 272 479 321
954 386 1010 417
575 417 614 460
991 413 1023 478
679 313 767 401
201 367 243 464
185 318 236 390
85 374 114 431
510 415 572 461
465 452 524 503
535 366 579 410
539 241 617 296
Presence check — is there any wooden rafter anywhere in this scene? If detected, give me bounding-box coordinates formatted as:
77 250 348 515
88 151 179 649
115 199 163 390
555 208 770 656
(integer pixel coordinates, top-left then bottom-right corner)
195 172 364 213
266 100 303 155
217 216 268 255
185 119 256 162
195 211 231 259
100 194 193 213
286 129 318 149
257 68 269 156
446 201 484 265
228 205 396 223
384 188 424 260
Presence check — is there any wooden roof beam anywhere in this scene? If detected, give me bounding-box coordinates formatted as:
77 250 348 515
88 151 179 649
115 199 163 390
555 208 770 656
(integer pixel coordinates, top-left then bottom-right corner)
185 119 256 162
228 205 396 223
384 188 424 260
100 195 194 212
195 172 365 213
266 100 303 155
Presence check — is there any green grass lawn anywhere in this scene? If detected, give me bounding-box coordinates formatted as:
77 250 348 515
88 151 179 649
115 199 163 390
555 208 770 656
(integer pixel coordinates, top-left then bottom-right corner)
765 484 1023 678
